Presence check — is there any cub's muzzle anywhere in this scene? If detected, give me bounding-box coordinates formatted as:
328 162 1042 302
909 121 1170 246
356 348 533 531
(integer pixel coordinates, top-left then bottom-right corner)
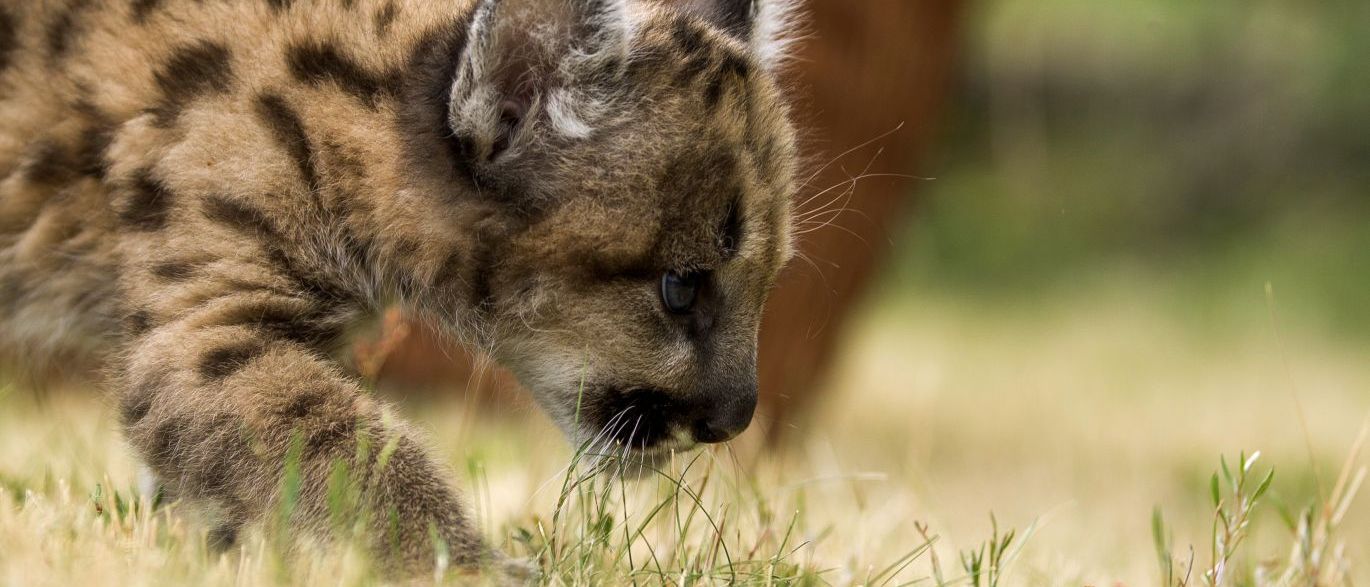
588 381 758 450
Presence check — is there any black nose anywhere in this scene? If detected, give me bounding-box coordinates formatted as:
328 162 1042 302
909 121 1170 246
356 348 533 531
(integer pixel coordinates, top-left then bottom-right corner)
691 388 757 444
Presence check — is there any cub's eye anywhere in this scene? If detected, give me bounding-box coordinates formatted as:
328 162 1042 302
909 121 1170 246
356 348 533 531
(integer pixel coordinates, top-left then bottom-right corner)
660 271 701 314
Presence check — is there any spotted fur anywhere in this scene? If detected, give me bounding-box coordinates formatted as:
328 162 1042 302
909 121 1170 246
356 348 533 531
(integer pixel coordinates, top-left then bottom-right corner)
0 0 798 574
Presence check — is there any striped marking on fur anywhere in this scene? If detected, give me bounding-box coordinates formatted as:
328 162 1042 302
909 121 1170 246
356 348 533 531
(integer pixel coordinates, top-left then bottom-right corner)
119 169 174 231
287 41 399 107
151 40 235 127
253 93 321 193
199 339 267 380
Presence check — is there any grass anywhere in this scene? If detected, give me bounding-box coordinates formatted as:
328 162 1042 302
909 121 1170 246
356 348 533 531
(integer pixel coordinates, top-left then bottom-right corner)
1 277 1368 585
1151 447 1363 586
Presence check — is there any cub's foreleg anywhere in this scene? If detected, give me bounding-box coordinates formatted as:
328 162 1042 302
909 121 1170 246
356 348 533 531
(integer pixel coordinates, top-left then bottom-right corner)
116 247 490 572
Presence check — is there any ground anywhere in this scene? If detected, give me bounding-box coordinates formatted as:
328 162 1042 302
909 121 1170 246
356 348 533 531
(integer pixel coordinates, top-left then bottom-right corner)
1 274 1367 585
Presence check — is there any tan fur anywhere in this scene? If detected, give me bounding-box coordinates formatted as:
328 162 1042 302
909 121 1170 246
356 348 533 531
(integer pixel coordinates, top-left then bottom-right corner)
0 0 797 574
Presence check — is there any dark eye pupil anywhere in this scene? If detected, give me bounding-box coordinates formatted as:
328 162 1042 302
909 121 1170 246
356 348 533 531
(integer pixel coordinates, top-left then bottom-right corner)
661 271 699 314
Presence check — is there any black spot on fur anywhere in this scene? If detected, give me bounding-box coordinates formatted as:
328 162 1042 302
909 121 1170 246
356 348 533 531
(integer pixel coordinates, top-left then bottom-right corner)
253 93 320 193
151 41 234 127
125 309 153 336
0 8 17 74
156 41 234 96
222 300 342 347
120 169 174 231
120 386 153 426
130 0 164 23
74 125 114 179
725 51 753 80
672 18 707 55
22 130 110 184
704 77 725 108
305 414 355 455
199 340 266 380
25 141 77 185
202 195 282 239
207 524 239 551
284 392 324 418
46 0 93 61
150 260 199 281
265 0 292 11
681 52 714 87
374 2 398 35
287 41 399 107
706 52 751 108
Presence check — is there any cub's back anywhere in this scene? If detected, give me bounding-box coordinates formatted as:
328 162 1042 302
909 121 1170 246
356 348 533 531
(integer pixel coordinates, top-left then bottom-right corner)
0 0 471 364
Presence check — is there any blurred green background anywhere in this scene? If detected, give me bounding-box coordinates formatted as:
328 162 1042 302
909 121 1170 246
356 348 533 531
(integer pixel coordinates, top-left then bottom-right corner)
878 0 1369 340
808 4 1370 576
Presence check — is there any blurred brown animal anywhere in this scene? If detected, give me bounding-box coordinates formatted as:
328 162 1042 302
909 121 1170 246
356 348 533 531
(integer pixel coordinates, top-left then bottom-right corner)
361 0 963 442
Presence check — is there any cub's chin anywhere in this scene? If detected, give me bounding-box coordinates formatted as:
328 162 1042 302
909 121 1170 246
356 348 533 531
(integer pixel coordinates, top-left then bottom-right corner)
595 446 700 480
572 433 701 480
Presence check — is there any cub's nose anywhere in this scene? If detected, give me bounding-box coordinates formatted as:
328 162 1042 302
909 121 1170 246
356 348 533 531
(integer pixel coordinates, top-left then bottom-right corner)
690 386 757 444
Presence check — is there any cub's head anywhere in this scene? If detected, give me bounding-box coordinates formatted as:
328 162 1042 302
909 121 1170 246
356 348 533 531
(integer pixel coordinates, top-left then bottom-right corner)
443 0 798 464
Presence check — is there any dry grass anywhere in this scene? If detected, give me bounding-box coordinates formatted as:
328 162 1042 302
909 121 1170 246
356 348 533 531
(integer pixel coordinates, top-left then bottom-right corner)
1 280 1367 585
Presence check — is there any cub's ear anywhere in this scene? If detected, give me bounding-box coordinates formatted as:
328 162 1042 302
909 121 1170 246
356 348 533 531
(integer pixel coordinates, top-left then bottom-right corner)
676 0 800 69
448 0 631 166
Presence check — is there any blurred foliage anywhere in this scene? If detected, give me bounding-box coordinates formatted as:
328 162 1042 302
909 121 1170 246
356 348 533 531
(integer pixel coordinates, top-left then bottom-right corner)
880 0 1370 337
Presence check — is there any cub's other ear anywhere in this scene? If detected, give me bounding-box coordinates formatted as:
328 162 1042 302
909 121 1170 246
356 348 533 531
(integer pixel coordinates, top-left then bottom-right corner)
676 0 800 69
447 0 631 167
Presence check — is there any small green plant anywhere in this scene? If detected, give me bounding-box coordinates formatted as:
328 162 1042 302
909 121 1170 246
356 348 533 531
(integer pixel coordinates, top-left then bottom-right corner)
1207 452 1275 585
1153 451 1273 587
1155 437 1366 587
915 516 1031 587
959 514 1018 587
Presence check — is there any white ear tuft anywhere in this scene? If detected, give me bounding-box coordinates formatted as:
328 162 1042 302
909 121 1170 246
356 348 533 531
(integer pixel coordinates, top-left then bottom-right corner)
750 0 802 70
582 0 636 59
676 0 804 70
